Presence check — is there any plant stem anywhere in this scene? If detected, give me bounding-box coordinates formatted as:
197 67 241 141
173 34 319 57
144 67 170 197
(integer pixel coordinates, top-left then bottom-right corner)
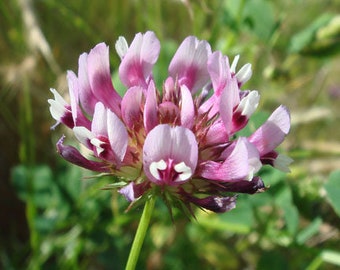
125 195 156 270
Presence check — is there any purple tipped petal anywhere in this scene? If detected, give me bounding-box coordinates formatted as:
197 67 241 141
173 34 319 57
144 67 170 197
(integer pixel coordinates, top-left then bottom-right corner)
249 105 290 155
107 108 128 163
119 31 160 88
143 124 198 184
185 193 237 213
169 36 211 93
121 86 144 129
87 43 121 116
56 136 109 172
218 176 266 194
144 81 159 133
180 85 195 129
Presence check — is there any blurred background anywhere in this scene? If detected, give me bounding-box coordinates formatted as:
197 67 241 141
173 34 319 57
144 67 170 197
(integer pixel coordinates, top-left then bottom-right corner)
1 0 340 269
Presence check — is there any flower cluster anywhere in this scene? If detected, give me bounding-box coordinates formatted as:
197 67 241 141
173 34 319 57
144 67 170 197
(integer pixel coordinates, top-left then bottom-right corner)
49 31 292 214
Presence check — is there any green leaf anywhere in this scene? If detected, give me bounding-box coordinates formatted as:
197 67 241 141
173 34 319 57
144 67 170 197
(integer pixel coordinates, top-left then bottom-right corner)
289 13 339 56
243 0 276 41
57 164 82 201
257 250 289 270
324 170 340 217
197 197 254 234
296 217 322 245
274 185 299 235
11 165 55 208
307 250 340 270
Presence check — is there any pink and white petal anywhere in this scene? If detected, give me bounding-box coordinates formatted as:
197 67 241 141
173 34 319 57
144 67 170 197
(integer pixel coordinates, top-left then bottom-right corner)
219 77 240 134
121 86 144 129
199 138 251 181
144 81 159 133
87 43 121 116
107 109 129 162
169 36 211 93
204 120 228 145
67 71 91 128
77 52 98 116
143 124 175 165
66 71 81 124
168 126 198 170
139 31 161 77
143 124 198 181
180 85 195 129
91 102 108 136
268 105 291 134
207 51 231 96
198 93 219 117
119 31 160 88
243 138 262 178
249 105 290 155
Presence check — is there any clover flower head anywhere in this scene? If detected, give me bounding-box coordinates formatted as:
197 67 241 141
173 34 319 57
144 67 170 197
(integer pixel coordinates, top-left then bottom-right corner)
48 31 291 214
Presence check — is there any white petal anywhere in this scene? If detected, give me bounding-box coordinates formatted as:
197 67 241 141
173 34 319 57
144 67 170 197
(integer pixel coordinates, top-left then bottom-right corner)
274 154 293 173
236 63 252 85
238 90 260 117
174 161 192 181
150 160 167 180
115 36 129 59
90 137 105 155
73 126 94 148
230 54 240 73
48 99 66 121
49 88 68 105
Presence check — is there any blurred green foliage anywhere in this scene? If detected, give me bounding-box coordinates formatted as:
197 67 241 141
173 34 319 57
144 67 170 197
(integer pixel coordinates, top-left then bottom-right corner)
1 0 340 269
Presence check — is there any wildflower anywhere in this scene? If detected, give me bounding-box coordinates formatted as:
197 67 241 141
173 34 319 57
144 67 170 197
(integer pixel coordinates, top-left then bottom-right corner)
48 31 291 215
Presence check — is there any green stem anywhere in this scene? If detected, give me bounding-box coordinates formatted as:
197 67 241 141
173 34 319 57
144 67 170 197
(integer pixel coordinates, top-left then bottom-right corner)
125 195 156 270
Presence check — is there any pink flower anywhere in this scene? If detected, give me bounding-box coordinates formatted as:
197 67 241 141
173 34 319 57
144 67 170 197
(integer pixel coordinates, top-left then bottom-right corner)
49 31 291 214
